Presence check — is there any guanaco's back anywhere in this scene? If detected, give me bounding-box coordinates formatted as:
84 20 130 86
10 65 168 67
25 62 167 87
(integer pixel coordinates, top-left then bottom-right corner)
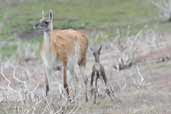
50 29 88 65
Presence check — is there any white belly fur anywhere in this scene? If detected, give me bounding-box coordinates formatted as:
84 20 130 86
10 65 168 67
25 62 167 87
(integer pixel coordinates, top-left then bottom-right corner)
42 51 61 69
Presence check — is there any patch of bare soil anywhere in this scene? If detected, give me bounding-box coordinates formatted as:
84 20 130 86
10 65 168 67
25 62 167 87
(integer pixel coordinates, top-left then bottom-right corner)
16 31 41 40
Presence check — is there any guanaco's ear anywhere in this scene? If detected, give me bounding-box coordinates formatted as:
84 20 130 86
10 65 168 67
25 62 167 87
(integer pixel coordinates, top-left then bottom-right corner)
98 45 102 54
90 47 95 56
90 47 93 52
42 10 45 19
49 9 53 21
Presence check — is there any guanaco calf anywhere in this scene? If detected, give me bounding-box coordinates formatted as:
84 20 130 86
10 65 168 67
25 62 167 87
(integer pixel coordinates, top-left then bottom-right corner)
34 10 88 101
90 46 111 103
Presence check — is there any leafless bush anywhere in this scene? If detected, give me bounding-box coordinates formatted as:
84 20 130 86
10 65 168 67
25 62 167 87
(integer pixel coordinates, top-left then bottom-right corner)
16 40 38 64
113 28 138 71
0 61 82 114
152 0 171 21
113 26 163 71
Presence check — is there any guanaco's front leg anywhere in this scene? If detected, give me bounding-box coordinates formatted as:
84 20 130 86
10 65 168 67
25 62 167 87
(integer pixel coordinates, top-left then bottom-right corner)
90 67 95 97
94 72 99 104
44 69 49 96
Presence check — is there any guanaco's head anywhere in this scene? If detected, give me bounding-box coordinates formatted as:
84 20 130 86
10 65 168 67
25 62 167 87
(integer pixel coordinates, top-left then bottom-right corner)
34 10 53 32
92 45 102 63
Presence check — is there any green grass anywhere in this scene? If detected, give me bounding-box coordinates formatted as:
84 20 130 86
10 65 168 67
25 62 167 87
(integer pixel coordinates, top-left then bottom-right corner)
0 45 17 58
0 0 157 39
0 0 164 57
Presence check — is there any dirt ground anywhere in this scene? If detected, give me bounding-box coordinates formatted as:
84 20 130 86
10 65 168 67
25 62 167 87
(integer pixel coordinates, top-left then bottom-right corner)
0 31 171 114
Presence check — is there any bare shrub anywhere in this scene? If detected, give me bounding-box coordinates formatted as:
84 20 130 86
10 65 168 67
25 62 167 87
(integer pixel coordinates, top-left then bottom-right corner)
152 0 171 21
113 26 164 71
16 40 38 64
0 61 81 114
113 28 138 71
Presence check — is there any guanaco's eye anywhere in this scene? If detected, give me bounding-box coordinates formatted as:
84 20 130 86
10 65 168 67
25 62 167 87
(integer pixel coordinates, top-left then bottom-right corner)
44 21 49 25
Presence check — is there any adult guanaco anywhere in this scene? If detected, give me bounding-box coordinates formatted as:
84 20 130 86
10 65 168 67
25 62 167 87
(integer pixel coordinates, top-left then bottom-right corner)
34 10 88 101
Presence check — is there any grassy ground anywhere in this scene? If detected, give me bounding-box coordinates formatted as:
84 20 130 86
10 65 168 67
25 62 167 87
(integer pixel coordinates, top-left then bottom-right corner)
1 0 171 57
0 0 157 39
0 0 158 57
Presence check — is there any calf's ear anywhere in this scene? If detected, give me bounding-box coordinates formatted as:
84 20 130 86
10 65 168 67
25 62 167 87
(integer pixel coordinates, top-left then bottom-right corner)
98 45 102 54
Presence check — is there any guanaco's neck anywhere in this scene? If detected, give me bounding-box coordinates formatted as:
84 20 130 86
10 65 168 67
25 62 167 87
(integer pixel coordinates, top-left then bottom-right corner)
94 56 100 63
43 31 51 50
43 21 53 49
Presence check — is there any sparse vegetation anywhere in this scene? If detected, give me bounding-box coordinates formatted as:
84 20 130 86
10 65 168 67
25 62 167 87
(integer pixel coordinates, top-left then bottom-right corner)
152 0 171 22
1 0 171 114
0 0 157 40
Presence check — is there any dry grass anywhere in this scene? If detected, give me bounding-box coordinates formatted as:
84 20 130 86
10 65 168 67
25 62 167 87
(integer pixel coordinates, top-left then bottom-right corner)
0 29 171 114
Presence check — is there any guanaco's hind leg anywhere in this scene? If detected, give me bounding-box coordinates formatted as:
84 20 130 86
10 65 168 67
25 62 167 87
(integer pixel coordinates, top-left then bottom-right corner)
63 63 69 96
80 65 88 102
78 48 88 102
100 66 114 101
68 55 80 97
